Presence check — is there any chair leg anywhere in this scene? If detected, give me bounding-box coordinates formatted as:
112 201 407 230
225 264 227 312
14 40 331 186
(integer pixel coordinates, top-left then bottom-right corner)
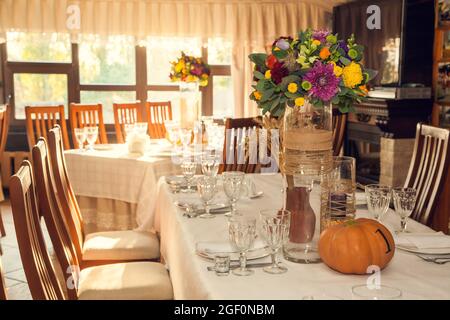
0 207 5 237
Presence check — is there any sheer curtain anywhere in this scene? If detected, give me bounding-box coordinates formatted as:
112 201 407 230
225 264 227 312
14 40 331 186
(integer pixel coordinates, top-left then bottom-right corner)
0 0 344 117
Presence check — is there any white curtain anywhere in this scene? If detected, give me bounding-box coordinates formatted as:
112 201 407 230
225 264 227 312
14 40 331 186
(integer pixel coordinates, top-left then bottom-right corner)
0 0 346 117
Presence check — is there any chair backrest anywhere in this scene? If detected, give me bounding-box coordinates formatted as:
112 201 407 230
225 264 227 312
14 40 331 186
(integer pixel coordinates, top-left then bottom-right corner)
25 105 70 151
32 139 80 300
404 123 450 228
9 161 65 300
332 110 347 156
146 101 172 139
69 103 108 148
220 117 262 174
48 126 85 262
113 102 143 143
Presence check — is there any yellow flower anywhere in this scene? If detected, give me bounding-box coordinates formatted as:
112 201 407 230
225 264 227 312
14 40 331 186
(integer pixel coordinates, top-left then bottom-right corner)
274 47 281 51
287 82 298 93
265 70 271 79
175 60 185 73
312 40 321 46
342 62 363 88
186 75 197 82
254 91 262 100
294 97 305 106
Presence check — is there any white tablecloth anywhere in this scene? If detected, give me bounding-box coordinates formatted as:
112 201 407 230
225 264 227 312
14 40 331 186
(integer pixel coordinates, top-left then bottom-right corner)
154 173 450 300
65 141 181 232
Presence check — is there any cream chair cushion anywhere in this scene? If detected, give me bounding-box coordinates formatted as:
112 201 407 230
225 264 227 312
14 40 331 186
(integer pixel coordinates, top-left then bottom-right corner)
78 261 173 300
82 231 160 261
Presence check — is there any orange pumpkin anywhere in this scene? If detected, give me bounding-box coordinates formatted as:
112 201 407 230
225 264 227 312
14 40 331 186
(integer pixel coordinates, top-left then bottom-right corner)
318 218 395 274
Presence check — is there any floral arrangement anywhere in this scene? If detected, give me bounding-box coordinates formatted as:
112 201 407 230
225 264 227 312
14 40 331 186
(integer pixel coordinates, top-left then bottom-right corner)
169 51 211 87
249 29 376 117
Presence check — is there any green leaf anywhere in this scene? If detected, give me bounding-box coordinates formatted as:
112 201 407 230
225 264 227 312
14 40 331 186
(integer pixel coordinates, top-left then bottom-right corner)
364 68 378 81
331 96 340 105
269 95 281 113
256 79 271 91
273 49 288 60
253 71 265 80
260 88 275 102
279 75 301 90
248 53 267 67
339 57 351 66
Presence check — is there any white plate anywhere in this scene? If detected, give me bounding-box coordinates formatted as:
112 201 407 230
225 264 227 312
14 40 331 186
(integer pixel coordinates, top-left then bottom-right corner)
396 244 450 255
195 242 270 261
93 144 114 151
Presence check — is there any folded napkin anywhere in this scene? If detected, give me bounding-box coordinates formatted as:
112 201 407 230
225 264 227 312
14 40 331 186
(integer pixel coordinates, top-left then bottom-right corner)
196 240 266 254
395 232 450 249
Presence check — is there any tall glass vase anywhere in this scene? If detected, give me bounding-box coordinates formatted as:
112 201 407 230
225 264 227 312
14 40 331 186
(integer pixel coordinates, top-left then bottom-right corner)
179 82 200 129
281 101 333 263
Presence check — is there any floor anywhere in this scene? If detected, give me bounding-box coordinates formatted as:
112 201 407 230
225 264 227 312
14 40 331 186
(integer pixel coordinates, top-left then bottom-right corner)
1 200 32 300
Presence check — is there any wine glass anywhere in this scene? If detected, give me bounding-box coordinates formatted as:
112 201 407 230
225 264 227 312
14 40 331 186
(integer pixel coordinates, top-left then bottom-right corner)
181 157 197 193
222 171 245 216
201 154 220 177
74 127 87 151
228 216 257 276
197 176 217 219
259 209 291 274
85 126 99 151
392 187 417 233
180 128 192 150
365 184 391 221
134 122 148 135
124 123 135 142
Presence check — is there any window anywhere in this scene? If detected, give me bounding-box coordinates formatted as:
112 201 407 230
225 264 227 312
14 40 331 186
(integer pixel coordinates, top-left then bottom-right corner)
13 73 68 119
6 32 71 63
79 35 136 85
207 38 232 65
80 91 136 123
146 37 202 85
212 76 233 118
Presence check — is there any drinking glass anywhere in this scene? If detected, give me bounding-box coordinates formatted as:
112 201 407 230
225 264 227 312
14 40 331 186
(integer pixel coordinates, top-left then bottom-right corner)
134 122 148 135
352 285 402 300
180 128 192 149
74 127 87 151
201 154 220 176
228 216 257 276
214 254 230 276
164 120 181 146
181 158 197 193
124 124 135 142
222 171 245 216
392 187 417 233
197 176 217 219
365 184 391 221
259 209 291 274
85 126 99 151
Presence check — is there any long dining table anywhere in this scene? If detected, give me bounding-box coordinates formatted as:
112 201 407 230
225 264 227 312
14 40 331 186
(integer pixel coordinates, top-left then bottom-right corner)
154 173 450 300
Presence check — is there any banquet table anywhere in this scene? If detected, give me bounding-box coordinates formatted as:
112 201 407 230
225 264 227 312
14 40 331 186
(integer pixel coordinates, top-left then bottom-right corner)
154 173 450 300
64 140 181 232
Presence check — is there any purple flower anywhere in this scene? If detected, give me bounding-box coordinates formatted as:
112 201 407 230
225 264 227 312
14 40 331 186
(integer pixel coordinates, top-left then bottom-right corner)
272 36 293 48
312 29 331 43
304 62 339 101
276 39 290 50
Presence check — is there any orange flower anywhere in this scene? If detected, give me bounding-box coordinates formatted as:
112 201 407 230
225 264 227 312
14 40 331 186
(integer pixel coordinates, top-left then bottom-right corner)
358 85 368 96
254 91 262 100
319 47 331 60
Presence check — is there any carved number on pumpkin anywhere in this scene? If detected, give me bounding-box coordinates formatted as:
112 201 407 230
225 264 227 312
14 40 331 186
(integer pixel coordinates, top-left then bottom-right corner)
375 229 392 254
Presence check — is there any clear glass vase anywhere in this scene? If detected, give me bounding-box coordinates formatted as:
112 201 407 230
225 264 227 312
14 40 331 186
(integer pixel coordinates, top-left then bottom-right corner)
179 82 200 129
281 101 333 263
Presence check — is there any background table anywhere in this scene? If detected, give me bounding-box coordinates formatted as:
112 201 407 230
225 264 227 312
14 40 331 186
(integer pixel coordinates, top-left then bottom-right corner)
65 141 181 233
154 173 450 300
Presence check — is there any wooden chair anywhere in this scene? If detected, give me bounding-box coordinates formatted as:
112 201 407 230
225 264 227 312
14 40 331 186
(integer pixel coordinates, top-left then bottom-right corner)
0 252 6 300
10 161 173 300
69 103 108 148
146 101 172 139
332 110 347 156
0 105 10 238
404 123 450 233
220 117 262 174
47 126 160 267
113 102 143 143
25 105 70 151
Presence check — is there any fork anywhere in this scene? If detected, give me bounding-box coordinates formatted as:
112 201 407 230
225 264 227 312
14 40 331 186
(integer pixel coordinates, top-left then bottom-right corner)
417 255 450 264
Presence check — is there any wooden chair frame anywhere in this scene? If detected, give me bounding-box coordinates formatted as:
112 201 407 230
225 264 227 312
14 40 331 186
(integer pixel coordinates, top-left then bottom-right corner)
404 123 450 232
0 105 9 238
25 105 70 151
69 103 108 148
146 101 172 139
113 102 143 143
9 161 66 300
0 253 6 300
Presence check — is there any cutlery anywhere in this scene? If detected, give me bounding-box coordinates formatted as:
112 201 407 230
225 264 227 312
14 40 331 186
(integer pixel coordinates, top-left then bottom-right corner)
207 262 273 271
417 254 450 264
249 191 264 199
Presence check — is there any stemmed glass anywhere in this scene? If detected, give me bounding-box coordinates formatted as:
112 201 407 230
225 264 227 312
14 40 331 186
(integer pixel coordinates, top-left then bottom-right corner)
180 128 192 150
74 127 87 151
259 209 291 274
134 122 148 135
365 184 391 221
197 176 217 219
228 216 257 276
222 171 245 216
85 126 99 151
201 154 220 177
181 157 197 193
392 187 417 233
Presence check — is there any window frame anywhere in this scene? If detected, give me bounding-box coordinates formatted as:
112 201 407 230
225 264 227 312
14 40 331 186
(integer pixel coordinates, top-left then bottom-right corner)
0 36 232 136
